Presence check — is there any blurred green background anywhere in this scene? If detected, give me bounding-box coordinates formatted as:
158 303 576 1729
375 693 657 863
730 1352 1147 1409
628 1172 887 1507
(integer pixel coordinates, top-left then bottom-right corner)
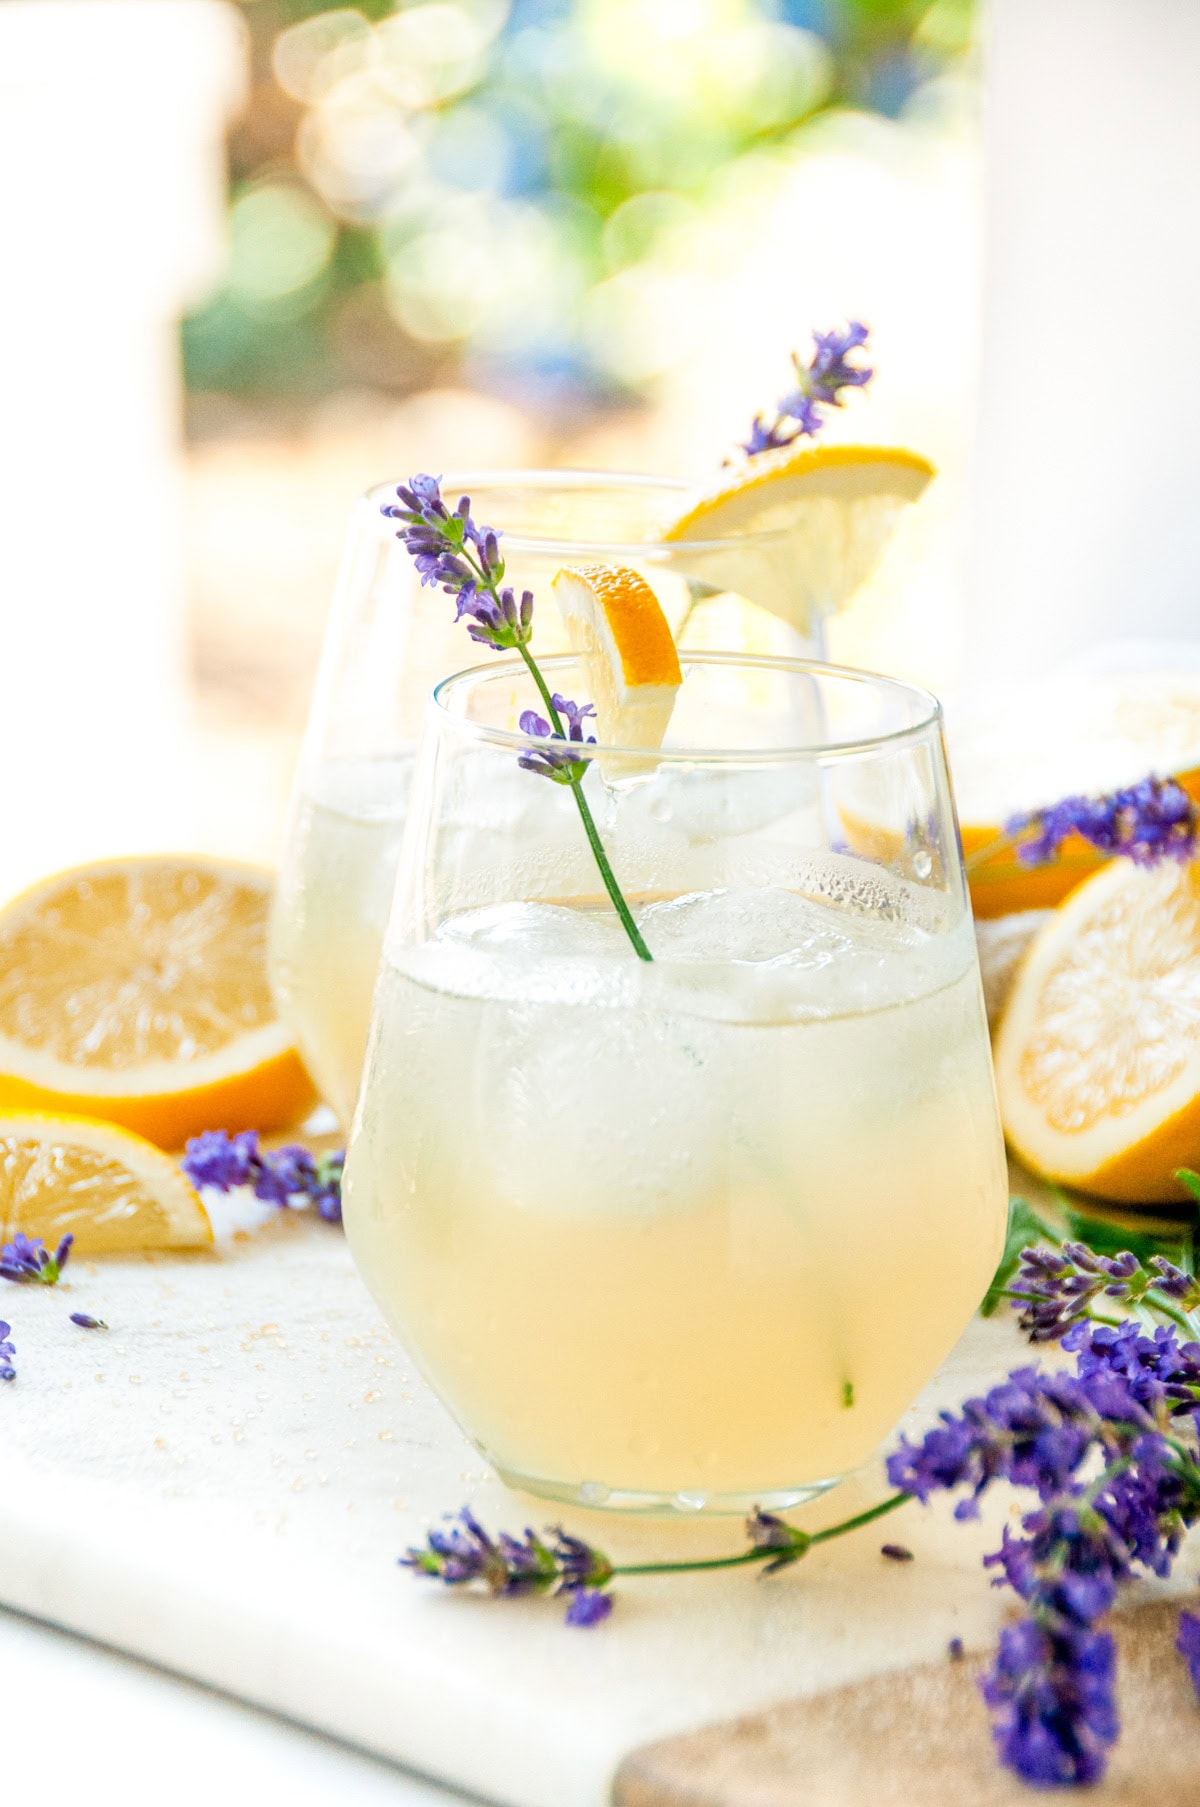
184 0 976 411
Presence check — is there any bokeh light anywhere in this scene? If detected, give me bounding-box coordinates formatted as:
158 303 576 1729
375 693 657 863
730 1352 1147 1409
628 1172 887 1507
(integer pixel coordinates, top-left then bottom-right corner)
185 0 978 406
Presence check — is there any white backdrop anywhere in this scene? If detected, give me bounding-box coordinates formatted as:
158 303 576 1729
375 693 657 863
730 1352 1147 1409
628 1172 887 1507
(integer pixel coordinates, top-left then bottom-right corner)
969 0 1200 687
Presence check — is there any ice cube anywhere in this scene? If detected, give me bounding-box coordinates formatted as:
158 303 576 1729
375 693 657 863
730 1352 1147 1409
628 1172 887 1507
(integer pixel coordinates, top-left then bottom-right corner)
623 763 818 844
477 980 729 1221
640 886 860 968
443 900 630 961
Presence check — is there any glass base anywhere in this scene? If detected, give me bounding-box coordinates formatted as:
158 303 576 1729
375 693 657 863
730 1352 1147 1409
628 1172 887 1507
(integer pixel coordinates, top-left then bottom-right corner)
494 1463 844 1517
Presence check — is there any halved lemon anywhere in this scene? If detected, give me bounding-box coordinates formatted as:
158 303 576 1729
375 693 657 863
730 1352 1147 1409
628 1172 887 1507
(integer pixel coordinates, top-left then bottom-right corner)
0 857 314 1150
662 442 934 634
552 563 682 759
952 672 1200 919
995 857 1200 1202
0 1112 211 1252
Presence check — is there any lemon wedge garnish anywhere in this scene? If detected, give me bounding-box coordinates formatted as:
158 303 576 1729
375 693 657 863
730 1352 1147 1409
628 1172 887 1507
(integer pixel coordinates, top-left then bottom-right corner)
551 563 682 765
0 857 314 1149
662 441 934 633
0 1111 211 1252
995 858 1200 1202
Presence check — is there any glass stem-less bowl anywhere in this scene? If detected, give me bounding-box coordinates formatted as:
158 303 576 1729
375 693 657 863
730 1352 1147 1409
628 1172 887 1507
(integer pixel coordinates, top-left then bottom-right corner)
342 652 1009 1513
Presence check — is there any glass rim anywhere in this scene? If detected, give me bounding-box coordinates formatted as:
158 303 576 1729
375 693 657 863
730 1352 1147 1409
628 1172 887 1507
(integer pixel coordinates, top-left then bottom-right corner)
433 651 943 764
363 468 797 555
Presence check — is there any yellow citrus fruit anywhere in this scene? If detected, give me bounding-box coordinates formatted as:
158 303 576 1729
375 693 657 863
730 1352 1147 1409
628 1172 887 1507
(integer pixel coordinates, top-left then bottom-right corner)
0 857 314 1150
661 442 934 633
0 1111 211 1252
951 673 1200 920
551 563 682 761
994 856 1200 1203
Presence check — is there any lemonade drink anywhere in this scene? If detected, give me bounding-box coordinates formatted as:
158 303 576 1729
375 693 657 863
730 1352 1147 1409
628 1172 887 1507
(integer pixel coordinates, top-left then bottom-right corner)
344 873 1008 1508
269 754 412 1128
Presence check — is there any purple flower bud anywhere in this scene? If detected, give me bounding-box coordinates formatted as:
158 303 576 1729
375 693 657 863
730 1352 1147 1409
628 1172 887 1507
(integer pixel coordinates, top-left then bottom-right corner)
70 1312 107 1330
1177 1609 1200 1696
517 696 597 784
746 1508 811 1572
0 1230 72 1284
182 1129 260 1192
563 1587 613 1627
880 1543 914 1562
982 1616 1116 1786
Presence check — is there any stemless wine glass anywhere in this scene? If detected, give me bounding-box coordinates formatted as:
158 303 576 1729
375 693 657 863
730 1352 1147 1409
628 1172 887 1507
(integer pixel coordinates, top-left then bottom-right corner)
269 473 804 1128
343 652 1009 1514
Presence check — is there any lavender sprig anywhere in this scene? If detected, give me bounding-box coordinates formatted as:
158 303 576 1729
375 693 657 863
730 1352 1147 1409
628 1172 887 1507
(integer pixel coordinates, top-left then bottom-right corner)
888 1353 1200 1785
969 774 1198 875
742 322 873 457
383 474 652 962
1003 1239 1200 1345
401 1495 908 1627
182 1131 344 1225
0 1320 14 1381
401 1507 616 1626
0 1232 72 1285
1009 776 1197 867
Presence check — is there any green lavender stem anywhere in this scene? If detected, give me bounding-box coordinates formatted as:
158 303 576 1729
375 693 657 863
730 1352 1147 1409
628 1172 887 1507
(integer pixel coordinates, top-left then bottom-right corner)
612 1491 910 1580
457 552 653 963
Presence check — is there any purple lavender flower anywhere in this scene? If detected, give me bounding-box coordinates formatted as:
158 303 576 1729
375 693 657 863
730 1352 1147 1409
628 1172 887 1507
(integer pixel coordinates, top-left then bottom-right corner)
70 1312 107 1330
0 1231 72 1285
982 1613 1117 1786
880 1543 914 1562
0 1319 14 1380
885 1365 1130 1518
1177 1609 1200 1695
888 1344 1200 1788
1007 775 1197 869
181 1131 343 1226
180 1128 259 1191
1062 1318 1200 1435
308 1150 345 1224
746 1508 812 1572
382 476 530 654
1009 1240 1200 1344
401 1508 614 1625
517 696 597 784
741 322 873 457
564 1588 613 1627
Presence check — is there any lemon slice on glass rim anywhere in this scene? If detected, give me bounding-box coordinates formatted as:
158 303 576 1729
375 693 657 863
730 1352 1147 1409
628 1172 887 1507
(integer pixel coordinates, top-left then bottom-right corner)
0 1111 211 1252
552 562 682 772
662 441 935 636
0 856 314 1150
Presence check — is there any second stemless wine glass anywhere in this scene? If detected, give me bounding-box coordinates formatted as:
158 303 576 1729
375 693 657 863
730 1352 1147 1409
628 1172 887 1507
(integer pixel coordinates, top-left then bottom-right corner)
269 473 802 1128
343 653 1009 1513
